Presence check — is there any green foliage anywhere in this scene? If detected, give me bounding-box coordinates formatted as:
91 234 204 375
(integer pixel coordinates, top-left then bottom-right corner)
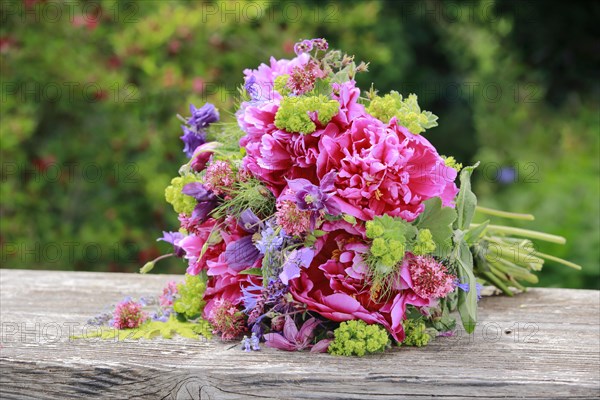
74 314 212 341
328 320 390 357
400 319 431 347
211 178 276 220
367 91 438 134
415 197 457 255
173 274 207 320
274 95 339 134
453 237 478 334
455 163 479 231
164 174 201 215
450 165 479 333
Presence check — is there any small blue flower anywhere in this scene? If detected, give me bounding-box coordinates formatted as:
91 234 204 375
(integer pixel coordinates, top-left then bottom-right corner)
455 279 483 301
241 335 252 352
255 224 285 255
250 332 261 351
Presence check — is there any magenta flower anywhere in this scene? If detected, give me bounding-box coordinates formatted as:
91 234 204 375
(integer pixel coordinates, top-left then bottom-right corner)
316 115 458 222
406 254 455 300
112 298 147 329
159 281 178 308
242 54 310 101
204 160 235 195
275 200 311 236
263 316 329 352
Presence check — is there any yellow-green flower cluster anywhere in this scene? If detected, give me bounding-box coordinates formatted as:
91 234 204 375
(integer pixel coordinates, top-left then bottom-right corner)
274 74 290 96
367 91 438 135
274 95 339 134
173 274 207 320
400 319 431 347
442 155 463 172
165 174 201 215
328 320 390 357
412 228 437 256
365 216 413 274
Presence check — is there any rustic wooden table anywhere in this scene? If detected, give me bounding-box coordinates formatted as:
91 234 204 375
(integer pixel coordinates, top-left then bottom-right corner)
0 269 598 399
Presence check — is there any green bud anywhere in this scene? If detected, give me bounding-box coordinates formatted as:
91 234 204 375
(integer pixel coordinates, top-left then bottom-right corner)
140 261 155 274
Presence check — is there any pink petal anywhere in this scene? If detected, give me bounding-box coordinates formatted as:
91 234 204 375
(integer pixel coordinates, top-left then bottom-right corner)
283 315 299 341
310 338 333 353
298 318 320 344
263 333 297 351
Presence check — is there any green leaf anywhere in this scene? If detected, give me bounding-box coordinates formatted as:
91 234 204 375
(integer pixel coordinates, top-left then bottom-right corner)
454 239 478 333
71 315 213 341
238 267 262 276
342 214 357 225
375 215 418 242
415 197 457 256
455 162 480 230
465 220 489 244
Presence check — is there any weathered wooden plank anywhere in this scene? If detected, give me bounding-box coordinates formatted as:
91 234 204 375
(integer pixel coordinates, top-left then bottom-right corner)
0 269 599 399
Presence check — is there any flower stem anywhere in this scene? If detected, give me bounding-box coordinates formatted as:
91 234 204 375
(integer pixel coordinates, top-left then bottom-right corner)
472 224 567 244
475 206 535 221
533 251 583 270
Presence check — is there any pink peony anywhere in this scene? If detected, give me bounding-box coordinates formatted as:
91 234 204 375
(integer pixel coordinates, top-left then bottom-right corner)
288 221 429 341
238 102 340 195
330 81 368 130
178 218 222 275
317 116 458 222
243 54 310 101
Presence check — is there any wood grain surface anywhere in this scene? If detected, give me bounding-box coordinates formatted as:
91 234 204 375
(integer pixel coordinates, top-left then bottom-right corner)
1 269 599 399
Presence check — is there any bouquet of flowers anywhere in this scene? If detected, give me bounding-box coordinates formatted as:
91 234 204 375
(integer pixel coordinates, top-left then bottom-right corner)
94 39 580 355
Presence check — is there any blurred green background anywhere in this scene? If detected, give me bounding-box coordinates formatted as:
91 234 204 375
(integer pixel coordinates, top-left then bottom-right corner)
1 0 598 288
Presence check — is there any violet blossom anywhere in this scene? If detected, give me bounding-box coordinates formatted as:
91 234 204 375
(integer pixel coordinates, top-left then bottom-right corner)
279 247 314 285
180 103 219 158
285 171 341 215
263 316 328 352
157 231 185 257
182 182 218 222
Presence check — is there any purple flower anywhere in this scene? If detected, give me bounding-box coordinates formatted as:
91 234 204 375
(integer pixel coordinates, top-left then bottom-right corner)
224 236 261 272
279 247 314 285
157 231 185 257
255 223 286 255
239 209 262 233
187 103 219 129
180 127 206 158
293 39 313 56
311 38 328 51
87 312 112 326
263 316 320 351
285 171 341 215
244 75 259 101
455 279 483 301
182 182 218 222
180 103 219 157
